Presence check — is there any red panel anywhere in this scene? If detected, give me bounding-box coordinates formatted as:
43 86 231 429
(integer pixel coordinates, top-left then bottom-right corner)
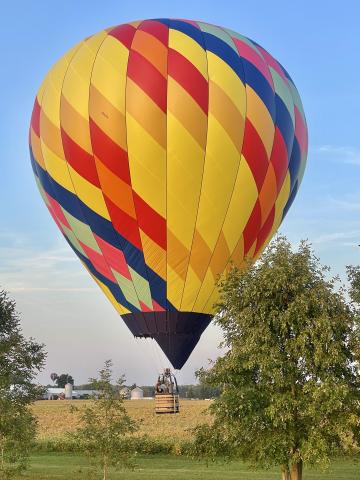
46 193 71 228
294 106 308 154
94 234 132 280
31 98 41 137
270 127 289 192
139 300 153 312
255 206 275 255
109 24 137 49
80 241 117 282
138 20 169 45
61 128 100 187
152 300 165 312
105 196 142 251
127 50 167 112
133 192 166 250
168 48 208 114
89 119 131 184
243 200 262 254
242 119 269 191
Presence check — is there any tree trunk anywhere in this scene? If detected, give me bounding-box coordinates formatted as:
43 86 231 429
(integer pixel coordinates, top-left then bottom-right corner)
290 460 303 480
103 458 108 480
281 465 290 480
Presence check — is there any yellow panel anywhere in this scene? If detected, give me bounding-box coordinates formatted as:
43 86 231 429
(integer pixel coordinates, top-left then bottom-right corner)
91 35 129 115
67 165 110 220
189 113 239 248
192 268 216 311
206 51 246 112
222 157 259 249
40 141 75 192
89 85 127 150
167 77 207 147
180 50 247 311
181 267 202 311
166 111 206 247
41 42 83 127
193 157 257 311
126 114 166 217
30 129 46 170
140 230 166 281
167 264 186 299
269 172 291 237
126 78 166 148
202 287 219 315
61 31 107 119
166 77 208 309
169 29 208 78
60 96 93 154
246 86 274 158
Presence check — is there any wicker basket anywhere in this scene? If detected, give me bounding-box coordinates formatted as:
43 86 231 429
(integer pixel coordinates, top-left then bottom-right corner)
155 393 180 414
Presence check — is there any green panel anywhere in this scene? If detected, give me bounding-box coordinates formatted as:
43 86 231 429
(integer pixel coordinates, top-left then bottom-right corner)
113 270 141 309
270 67 295 125
129 267 153 309
197 23 237 52
35 177 49 206
62 225 87 256
288 80 306 119
224 29 259 52
63 210 100 252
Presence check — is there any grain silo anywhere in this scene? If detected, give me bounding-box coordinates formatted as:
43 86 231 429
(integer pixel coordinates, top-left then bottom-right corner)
130 386 143 400
64 383 73 399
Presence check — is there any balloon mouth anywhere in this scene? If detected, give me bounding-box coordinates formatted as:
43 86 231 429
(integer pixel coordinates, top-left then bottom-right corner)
121 311 212 369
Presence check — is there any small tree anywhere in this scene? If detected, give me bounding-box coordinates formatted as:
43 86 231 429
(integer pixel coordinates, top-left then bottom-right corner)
0 290 46 478
56 374 74 388
71 360 138 479
192 237 359 480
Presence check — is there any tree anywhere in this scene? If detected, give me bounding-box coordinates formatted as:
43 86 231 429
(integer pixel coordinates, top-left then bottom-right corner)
347 265 360 304
347 265 360 366
192 237 359 480
71 360 138 479
0 290 46 478
55 374 74 388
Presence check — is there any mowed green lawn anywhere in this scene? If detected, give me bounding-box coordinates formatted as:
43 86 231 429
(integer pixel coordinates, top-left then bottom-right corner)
18 454 359 480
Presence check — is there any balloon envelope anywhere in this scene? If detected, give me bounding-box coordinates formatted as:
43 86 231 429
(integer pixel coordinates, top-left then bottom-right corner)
29 19 307 369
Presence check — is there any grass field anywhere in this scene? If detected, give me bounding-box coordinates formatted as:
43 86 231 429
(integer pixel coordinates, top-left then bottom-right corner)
17 454 359 480
32 399 211 441
29 400 359 479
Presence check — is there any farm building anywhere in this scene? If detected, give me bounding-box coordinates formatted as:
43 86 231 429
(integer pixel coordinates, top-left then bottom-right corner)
130 387 143 400
42 387 99 400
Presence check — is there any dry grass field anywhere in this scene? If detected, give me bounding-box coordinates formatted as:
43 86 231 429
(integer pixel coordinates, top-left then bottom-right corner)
32 399 212 441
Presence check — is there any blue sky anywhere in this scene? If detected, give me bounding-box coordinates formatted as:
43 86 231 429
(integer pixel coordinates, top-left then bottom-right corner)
1 0 359 385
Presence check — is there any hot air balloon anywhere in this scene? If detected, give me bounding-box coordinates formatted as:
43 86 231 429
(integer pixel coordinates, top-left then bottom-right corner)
29 19 308 370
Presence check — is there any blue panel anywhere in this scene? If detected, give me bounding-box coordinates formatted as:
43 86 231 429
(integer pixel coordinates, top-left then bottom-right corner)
274 94 295 156
282 181 298 220
288 137 302 190
202 32 246 83
155 18 206 48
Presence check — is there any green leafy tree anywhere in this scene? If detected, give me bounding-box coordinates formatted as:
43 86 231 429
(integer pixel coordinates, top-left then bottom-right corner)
71 360 138 479
347 265 360 366
0 290 46 478
192 237 359 480
55 374 74 388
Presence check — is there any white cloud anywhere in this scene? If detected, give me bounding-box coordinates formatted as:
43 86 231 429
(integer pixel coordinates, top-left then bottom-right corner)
0 232 93 293
314 145 360 166
312 230 360 245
